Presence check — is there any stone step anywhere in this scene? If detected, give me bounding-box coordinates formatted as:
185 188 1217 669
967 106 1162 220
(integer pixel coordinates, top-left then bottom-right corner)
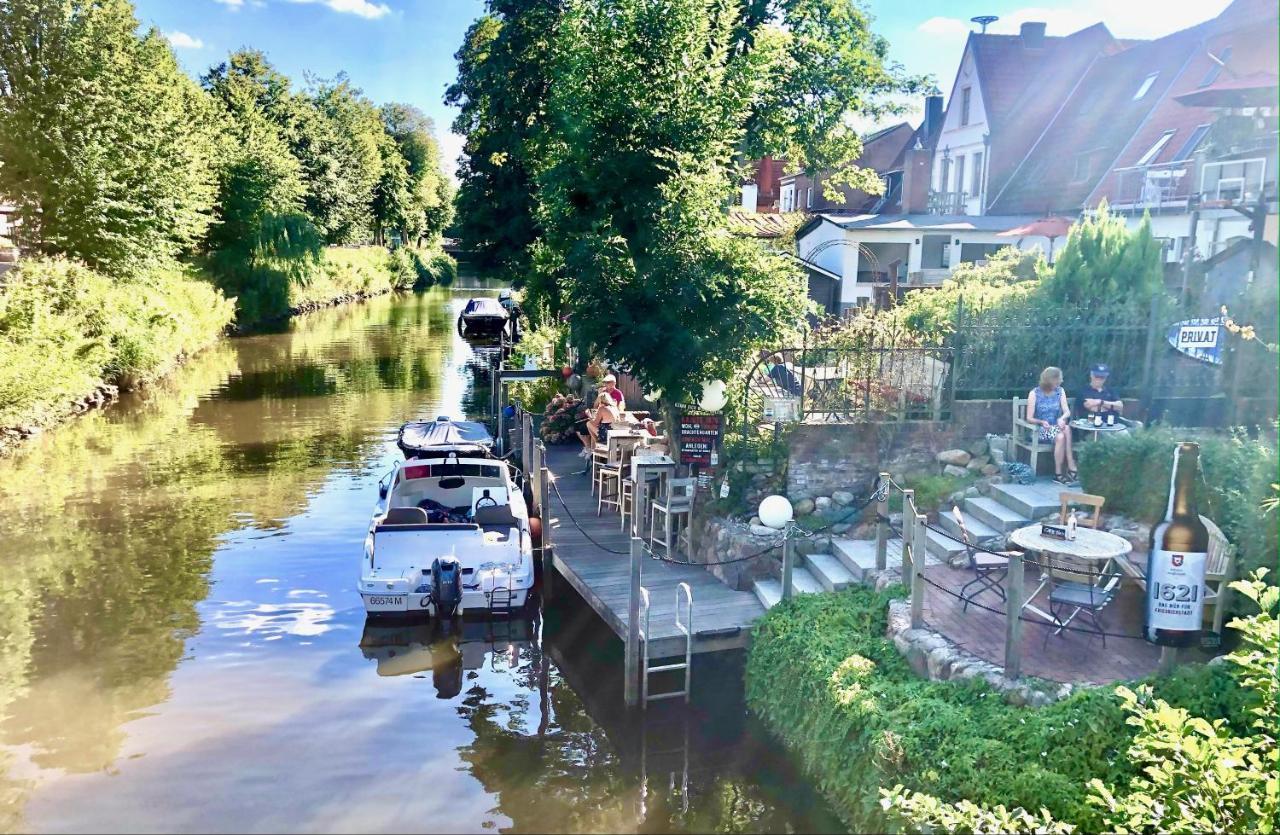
938 511 999 543
830 537 892 581
924 527 968 561
989 480 1063 520
751 567 824 611
963 496 1029 532
805 553 856 592
752 578 781 610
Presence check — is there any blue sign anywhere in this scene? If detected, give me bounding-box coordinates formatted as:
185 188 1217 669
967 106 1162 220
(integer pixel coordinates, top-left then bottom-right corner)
1166 317 1226 366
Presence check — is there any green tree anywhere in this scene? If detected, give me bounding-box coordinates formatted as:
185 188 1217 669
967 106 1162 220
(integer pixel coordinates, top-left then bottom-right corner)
445 2 559 280
1045 204 1163 306
380 103 455 244
0 0 218 273
297 75 386 244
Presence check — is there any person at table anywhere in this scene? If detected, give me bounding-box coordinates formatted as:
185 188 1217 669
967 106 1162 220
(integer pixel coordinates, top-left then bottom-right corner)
600 372 626 410
765 353 801 395
1077 363 1124 420
1027 366 1077 485
587 392 621 447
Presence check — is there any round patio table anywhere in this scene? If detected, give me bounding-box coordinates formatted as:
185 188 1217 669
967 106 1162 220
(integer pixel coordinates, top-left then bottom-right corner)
1009 524 1133 622
1070 418 1127 443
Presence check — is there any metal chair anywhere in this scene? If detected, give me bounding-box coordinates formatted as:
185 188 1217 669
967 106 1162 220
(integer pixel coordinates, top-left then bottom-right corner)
650 478 695 558
1045 566 1121 647
951 506 1013 611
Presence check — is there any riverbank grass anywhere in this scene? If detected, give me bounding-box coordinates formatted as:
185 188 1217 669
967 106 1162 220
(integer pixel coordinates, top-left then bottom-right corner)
0 257 234 431
744 586 1255 831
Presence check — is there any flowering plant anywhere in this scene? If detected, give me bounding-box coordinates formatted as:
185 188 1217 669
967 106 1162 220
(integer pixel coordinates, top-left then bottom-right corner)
540 393 583 444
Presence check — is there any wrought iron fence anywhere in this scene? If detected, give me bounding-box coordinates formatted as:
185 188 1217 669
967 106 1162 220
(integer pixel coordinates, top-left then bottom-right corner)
739 328 954 434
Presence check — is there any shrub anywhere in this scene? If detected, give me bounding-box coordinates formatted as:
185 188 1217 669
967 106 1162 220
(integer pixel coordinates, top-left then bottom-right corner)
1077 426 1279 591
896 247 1046 334
388 247 418 290
408 247 457 288
746 586 1254 831
899 470 975 513
0 257 233 428
540 393 582 444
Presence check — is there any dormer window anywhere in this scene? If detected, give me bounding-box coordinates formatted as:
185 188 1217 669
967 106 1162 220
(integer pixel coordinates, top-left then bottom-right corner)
1133 72 1159 100
1136 129 1176 166
1199 47 1232 88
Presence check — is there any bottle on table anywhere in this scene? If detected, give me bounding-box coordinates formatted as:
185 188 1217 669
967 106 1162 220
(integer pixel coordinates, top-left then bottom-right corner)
1066 512 1077 541
1106 412 1116 427
1146 442 1210 646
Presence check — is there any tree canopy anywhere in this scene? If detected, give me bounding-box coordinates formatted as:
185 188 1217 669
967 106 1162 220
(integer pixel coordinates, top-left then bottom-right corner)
448 0 924 399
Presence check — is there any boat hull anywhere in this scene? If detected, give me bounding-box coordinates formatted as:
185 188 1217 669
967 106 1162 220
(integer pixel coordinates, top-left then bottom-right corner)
360 587 532 618
459 314 508 334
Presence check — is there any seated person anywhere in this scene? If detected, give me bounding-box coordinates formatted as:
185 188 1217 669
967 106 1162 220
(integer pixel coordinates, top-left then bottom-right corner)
765 353 801 395
587 392 621 447
1077 363 1123 421
1027 366 1077 485
600 372 626 410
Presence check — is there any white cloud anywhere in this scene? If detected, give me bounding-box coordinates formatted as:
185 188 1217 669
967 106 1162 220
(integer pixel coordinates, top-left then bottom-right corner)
287 0 391 19
214 0 245 8
164 30 205 49
916 16 970 38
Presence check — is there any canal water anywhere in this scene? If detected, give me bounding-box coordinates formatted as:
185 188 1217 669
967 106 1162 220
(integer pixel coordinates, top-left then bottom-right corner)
0 288 842 833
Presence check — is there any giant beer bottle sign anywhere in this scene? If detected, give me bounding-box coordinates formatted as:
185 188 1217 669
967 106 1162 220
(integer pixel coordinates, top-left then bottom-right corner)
1147 549 1207 630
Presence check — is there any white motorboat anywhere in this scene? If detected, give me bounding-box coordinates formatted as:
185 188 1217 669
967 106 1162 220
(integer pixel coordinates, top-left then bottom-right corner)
360 419 535 618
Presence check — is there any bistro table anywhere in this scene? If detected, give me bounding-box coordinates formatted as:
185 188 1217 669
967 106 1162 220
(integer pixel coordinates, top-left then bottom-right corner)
1008 524 1133 623
1070 417 1127 443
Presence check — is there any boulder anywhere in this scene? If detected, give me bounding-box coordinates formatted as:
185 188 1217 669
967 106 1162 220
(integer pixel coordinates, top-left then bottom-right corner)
968 439 989 457
814 496 833 513
749 516 762 527
943 464 968 478
966 455 990 471
937 449 972 467
981 464 1001 476
750 524 781 538
793 498 816 516
989 447 1007 466
831 490 855 506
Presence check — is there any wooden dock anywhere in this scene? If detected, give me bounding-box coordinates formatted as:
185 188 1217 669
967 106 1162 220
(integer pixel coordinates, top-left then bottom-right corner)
541 445 766 660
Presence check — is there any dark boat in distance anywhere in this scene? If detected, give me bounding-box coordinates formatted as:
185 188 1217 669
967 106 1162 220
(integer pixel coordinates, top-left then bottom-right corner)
458 297 509 337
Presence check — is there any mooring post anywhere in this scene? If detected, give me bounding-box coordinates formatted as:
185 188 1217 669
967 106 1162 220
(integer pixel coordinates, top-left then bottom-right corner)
910 513 926 629
780 523 795 601
624 535 644 708
1158 646 1179 675
900 489 915 578
875 471 890 571
1004 551 1024 679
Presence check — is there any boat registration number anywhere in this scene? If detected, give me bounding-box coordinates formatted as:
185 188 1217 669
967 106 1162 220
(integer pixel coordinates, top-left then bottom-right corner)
367 595 405 609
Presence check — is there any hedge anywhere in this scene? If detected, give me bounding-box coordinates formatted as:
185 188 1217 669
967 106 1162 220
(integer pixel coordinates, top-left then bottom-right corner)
744 587 1254 831
0 256 234 429
1077 426 1278 595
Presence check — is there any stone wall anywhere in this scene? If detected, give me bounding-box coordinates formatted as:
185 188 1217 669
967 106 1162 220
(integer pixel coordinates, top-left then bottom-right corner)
786 421 962 500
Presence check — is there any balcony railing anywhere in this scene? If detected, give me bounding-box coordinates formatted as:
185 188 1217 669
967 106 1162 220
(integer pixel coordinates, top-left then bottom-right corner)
1111 160 1194 210
926 190 969 215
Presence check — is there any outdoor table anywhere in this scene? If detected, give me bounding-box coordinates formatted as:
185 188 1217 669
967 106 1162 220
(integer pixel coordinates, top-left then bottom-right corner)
1070 418 1127 443
1008 524 1133 623
630 452 675 539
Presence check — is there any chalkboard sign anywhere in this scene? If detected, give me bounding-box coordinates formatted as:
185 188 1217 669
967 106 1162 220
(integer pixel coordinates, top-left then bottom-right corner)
678 412 722 466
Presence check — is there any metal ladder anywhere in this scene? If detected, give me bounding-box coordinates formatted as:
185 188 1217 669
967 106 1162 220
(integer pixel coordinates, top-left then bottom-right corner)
487 572 516 620
637 582 693 706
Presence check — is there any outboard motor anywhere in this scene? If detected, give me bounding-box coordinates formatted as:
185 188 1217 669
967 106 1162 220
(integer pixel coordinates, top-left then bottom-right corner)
431 556 463 618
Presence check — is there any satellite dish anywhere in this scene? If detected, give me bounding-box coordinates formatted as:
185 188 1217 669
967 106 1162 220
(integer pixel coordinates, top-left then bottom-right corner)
970 15 998 33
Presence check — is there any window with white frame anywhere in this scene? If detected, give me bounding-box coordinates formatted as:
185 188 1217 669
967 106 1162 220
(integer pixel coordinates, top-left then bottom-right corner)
971 152 983 194
1133 72 1159 100
1172 124 1211 161
1135 130 1176 166
780 183 795 212
806 187 813 209
961 87 972 126
955 156 966 195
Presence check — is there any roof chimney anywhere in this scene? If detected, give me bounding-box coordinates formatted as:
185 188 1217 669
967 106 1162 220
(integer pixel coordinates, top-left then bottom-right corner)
923 94 944 139
1020 21 1046 49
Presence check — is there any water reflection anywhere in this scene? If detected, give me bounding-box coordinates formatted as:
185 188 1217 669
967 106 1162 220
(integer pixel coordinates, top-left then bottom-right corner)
0 287 839 833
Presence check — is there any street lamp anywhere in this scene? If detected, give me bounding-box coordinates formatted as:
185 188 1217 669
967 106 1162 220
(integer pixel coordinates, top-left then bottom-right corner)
759 495 798 601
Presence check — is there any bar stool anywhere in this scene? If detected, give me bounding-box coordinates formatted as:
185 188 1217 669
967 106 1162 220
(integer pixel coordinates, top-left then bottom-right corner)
650 477 695 558
597 436 641 515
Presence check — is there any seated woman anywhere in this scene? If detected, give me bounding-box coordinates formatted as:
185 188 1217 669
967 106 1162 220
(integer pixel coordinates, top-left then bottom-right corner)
1026 366 1077 485
586 392 621 448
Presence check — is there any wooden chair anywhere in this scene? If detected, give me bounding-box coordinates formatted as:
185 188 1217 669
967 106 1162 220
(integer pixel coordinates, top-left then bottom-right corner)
1117 515 1236 637
1059 492 1105 528
650 477 695 558
1011 397 1055 476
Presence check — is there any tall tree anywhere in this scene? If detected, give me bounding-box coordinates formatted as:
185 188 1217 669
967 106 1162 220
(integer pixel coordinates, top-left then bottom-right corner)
299 75 386 244
380 103 454 244
1046 204 1163 306
445 1 561 280
0 0 218 273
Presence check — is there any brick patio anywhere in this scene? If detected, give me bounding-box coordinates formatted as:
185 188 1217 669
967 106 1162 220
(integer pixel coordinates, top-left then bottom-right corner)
918 562 1207 685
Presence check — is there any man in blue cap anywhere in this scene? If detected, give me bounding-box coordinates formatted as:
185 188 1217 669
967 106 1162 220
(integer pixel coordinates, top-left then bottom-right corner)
1078 363 1124 419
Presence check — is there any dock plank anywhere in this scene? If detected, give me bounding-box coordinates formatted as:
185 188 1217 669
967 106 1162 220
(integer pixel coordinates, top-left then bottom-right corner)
542 445 765 657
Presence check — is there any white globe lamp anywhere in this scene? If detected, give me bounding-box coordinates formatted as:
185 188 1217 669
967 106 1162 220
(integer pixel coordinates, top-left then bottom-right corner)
758 495 794 531
698 379 728 412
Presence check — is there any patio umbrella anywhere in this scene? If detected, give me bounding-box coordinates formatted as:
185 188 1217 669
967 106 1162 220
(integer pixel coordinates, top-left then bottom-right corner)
1174 72 1279 108
999 216 1075 263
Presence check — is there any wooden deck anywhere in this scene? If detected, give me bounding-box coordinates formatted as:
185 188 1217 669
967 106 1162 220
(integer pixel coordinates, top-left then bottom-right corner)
542 445 766 659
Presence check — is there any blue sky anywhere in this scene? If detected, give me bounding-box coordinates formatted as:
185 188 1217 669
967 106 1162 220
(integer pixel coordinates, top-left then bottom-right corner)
137 0 1231 175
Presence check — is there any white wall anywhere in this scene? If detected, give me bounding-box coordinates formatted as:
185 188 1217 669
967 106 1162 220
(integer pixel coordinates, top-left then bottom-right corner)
1139 210 1255 262
740 183 758 213
797 220 847 278
933 44 991 215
